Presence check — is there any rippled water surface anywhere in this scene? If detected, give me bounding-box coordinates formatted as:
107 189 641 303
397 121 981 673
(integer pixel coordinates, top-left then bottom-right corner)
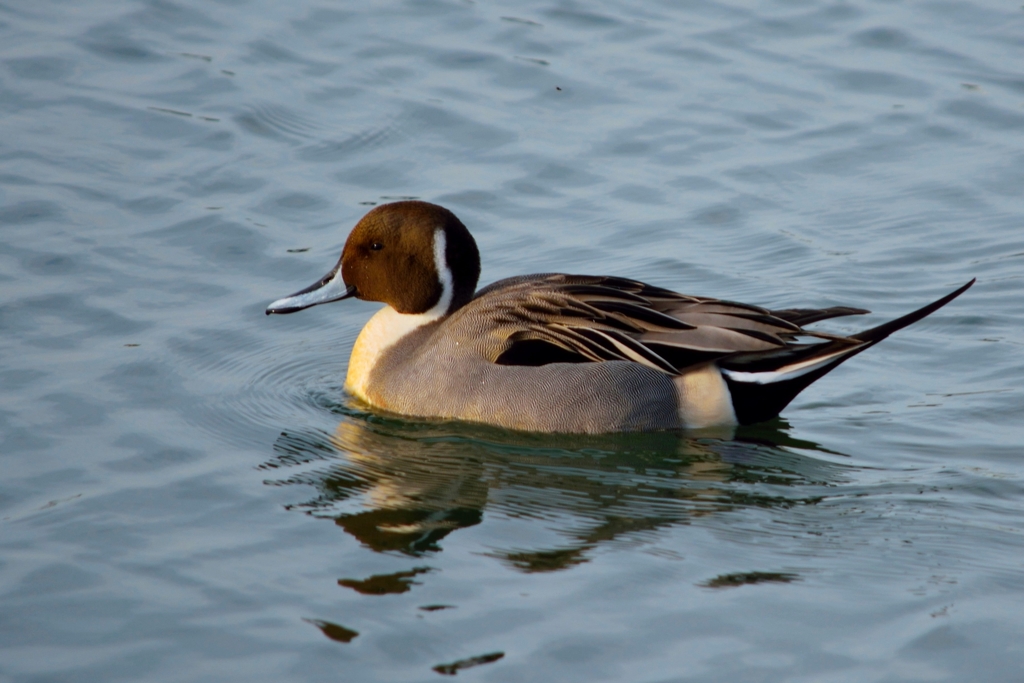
2 0 1023 680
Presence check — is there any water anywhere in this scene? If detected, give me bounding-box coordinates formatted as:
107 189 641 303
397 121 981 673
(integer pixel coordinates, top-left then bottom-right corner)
2 0 1023 680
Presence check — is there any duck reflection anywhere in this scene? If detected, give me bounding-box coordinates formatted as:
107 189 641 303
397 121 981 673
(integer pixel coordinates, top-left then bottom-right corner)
262 412 848 573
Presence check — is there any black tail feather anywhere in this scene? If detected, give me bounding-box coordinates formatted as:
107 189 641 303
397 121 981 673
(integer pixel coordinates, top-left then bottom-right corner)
851 278 975 344
724 279 975 425
770 305 869 327
725 353 858 425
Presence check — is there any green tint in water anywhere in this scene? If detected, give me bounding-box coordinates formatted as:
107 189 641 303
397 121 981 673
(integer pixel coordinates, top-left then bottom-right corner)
264 415 847 569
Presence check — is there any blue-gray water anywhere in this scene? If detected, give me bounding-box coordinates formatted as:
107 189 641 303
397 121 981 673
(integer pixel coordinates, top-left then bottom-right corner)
2 0 1023 680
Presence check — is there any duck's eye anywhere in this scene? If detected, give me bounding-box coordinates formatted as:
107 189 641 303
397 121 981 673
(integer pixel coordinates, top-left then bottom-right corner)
370 242 384 251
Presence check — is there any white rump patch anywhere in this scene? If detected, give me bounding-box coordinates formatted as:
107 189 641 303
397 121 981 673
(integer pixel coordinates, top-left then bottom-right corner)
674 364 738 428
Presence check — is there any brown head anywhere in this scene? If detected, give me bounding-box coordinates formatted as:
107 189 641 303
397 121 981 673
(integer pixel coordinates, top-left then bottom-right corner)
266 201 480 316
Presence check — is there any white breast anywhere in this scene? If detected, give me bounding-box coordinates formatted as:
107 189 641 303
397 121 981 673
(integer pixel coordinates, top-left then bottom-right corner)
345 227 453 403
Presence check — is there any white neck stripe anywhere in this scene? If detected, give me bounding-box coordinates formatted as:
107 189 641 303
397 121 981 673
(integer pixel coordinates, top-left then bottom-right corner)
424 227 453 319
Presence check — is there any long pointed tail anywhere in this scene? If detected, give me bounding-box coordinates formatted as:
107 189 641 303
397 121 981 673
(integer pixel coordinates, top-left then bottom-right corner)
720 279 975 425
851 278 975 344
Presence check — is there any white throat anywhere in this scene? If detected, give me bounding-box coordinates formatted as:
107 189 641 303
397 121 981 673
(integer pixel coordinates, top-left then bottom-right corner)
345 228 454 402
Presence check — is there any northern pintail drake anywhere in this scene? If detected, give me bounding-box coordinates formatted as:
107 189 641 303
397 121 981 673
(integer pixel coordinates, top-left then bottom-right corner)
267 201 973 434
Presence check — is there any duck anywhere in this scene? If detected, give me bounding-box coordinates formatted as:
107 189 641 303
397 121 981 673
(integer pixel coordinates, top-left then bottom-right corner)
267 201 973 434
